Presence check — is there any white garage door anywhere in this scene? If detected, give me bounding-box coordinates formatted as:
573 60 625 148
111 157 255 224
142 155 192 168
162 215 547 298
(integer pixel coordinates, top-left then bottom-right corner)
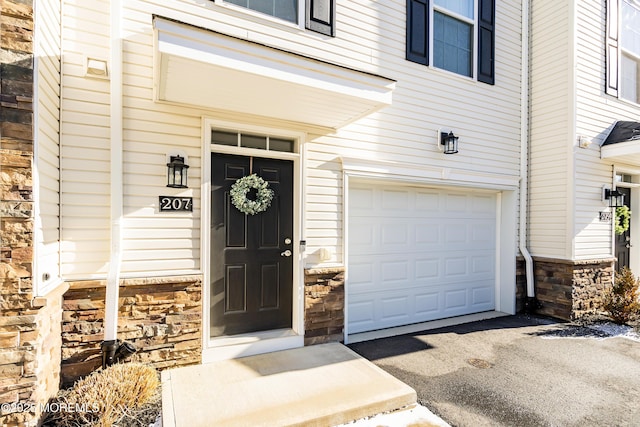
347 182 497 334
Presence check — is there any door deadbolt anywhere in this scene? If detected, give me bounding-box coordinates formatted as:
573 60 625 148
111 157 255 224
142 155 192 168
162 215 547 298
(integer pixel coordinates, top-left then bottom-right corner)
284 238 292 245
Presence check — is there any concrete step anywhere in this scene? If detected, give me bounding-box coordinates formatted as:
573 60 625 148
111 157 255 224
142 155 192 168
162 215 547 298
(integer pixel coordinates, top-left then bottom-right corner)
162 342 417 427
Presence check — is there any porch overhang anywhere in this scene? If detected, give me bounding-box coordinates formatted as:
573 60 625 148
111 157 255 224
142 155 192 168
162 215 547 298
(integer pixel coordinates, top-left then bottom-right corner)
601 121 640 164
153 18 396 131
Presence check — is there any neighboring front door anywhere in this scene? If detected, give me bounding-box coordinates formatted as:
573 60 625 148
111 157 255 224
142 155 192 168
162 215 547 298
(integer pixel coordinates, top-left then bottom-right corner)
210 153 293 337
615 187 632 271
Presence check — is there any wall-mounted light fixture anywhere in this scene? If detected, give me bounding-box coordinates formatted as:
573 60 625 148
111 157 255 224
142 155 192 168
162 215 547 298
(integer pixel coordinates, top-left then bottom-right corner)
604 187 625 208
440 131 459 154
167 155 189 188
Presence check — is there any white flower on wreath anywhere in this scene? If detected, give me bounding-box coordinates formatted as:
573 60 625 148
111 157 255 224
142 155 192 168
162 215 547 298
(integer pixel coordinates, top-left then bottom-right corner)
230 174 274 215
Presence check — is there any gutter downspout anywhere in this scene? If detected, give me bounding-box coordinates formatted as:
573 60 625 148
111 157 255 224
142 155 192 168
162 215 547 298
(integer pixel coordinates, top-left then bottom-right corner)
102 0 124 367
520 0 537 310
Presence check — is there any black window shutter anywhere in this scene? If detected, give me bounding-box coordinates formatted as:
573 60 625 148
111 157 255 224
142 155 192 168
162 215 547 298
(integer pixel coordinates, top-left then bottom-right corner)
406 0 429 65
306 0 336 37
477 0 495 85
606 0 619 97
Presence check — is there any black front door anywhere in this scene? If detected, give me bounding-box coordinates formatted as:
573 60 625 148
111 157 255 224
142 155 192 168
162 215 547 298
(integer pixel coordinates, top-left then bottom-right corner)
210 153 294 337
615 187 631 271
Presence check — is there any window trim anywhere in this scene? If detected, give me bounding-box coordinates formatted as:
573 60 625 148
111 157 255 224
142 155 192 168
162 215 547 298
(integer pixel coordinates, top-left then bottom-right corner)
213 0 304 28
212 0 335 37
431 1 478 79
619 0 640 103
406 0 495 85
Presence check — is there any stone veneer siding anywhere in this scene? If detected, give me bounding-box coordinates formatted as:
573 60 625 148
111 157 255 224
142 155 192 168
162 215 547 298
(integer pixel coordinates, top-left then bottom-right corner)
304 268 345 345
1 2 64 426
530 257 614 321
61 275 202 386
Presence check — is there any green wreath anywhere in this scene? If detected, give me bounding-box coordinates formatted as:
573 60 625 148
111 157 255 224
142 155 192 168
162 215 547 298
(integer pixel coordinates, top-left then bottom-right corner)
230 174 274 215
615 205 631 235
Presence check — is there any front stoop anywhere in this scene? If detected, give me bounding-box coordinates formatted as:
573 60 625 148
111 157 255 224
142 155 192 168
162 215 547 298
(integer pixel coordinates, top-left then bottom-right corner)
161 342 417 427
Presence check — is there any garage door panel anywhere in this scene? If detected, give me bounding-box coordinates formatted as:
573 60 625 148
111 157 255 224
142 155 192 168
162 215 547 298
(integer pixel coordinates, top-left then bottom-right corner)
472 194 497 215
381 189 410 211
350 222 375 247
381 223 409 245
381 260 409 282
348 182 497 334
415 292 440 315
380 296 411 322
415 224 440 244
349 300 375 328
415 191 440 211
415 258 439 279
350 187 375 211
444 289 467 310
473 286 494 305
348 261 374 288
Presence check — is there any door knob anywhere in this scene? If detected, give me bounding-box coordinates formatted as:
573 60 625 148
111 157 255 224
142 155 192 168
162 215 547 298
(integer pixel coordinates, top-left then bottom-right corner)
281 250 292 257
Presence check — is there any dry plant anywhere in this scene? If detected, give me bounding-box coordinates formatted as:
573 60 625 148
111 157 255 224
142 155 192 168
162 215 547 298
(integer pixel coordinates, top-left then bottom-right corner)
604 267 640 324
42 362 160 427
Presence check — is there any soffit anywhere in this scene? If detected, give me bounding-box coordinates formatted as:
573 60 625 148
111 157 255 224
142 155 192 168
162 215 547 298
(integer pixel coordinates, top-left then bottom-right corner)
601 121 640 164
153 18 396 131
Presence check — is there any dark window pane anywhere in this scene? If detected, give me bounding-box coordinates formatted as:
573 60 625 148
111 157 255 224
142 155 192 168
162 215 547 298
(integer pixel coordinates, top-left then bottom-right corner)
225 0 248 8
269 138 294 152
433 11 472 77
212 130 238 146
275 0 298 22
241 134 267 150
248 0 273 16
225 0 297 23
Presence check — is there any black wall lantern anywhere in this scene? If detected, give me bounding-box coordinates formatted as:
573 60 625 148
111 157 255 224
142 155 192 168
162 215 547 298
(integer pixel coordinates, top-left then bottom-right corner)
167 155 189 188
440 131 459 154
604 188 625 208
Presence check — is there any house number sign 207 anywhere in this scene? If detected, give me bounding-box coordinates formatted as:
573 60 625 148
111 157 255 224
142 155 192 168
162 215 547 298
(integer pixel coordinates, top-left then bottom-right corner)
159 196 193 212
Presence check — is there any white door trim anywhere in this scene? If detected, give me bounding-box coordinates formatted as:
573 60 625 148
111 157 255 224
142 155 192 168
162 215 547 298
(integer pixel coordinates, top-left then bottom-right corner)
201 118 305 361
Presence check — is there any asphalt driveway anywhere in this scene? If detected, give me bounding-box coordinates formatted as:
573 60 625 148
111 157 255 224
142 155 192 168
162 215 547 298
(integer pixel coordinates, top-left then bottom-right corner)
348 315 640 427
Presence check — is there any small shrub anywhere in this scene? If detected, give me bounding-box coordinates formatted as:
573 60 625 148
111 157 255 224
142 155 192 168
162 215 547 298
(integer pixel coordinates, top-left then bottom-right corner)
42 362 160 427
604 267 640 324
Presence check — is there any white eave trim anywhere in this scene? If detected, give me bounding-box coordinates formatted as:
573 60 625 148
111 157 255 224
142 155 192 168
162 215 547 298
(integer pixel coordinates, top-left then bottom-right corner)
601 139 640 163
153 17 396 131
341 157 520 191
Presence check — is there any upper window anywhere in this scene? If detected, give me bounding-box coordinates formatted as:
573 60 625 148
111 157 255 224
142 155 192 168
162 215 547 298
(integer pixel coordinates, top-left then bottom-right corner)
215 0 336 36
224 0 298 23
621 0 640 102
606 0 640 102
406 0 495 84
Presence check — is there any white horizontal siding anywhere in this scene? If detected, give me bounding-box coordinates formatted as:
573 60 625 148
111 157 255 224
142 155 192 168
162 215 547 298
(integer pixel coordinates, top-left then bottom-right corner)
528 0 572 259
36 0 62 291
573 1 640 260
58 0 522 276
60 0 111 279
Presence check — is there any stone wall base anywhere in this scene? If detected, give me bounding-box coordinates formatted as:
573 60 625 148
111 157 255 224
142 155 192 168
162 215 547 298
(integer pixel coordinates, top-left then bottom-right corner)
518 257 614 321
0 280 66 427
61 275 202 386
304 268 345 346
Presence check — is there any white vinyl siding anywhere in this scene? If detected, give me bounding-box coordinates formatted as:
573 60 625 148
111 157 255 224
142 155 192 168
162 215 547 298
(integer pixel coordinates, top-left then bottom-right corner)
35 0 62 292
60 0 111 278
529 0 573 259
59 0 522 276
574 1 640 260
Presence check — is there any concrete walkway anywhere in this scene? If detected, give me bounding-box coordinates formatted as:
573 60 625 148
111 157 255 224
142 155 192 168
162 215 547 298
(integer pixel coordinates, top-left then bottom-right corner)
161 342 418 427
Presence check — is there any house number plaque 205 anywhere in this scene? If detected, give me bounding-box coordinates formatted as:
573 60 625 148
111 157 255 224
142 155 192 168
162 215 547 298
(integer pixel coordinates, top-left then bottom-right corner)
159 196 193 212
